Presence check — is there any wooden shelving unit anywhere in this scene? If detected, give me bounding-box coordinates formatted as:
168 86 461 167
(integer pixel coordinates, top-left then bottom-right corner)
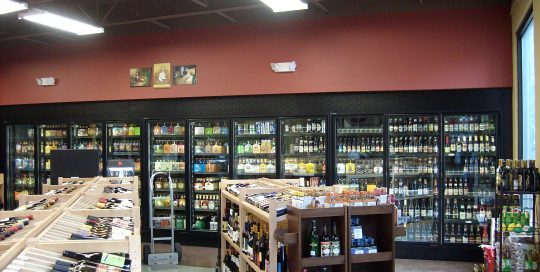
220 179 290 272
0 176 142 271
0 173 4 210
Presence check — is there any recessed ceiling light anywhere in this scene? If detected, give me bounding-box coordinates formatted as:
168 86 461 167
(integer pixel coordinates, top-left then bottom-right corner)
19 9 104 35
0 0 27 15
260 0 308 13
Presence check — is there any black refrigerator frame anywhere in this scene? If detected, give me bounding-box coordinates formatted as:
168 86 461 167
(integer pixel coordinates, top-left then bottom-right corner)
0 89 512 260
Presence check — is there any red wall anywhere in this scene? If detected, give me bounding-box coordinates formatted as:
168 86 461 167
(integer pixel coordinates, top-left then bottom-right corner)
0 6 512 105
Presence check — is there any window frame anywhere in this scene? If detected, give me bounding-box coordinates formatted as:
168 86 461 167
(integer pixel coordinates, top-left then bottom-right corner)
518 10 534 159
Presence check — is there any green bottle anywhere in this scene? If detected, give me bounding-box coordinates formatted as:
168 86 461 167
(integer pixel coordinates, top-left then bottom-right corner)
309 219 320 257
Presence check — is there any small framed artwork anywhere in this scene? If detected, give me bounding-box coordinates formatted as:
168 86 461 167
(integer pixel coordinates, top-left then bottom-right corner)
153 63 172 88
174 65 197 85
129 67 151 87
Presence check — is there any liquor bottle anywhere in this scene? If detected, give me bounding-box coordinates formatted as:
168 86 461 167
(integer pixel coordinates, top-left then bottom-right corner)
330 221 340 256
320 224 331 257
309 220 320 257
513 160 523 191
496 159 505 192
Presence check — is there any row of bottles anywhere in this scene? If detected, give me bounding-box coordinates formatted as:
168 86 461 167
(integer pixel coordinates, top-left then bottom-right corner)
283 119 326 134
193 177 220 191
243 216 270 270
194 140 229 154
236 121 276 135
154 177 185 190
444 198 491 221
193 122 229 135
307 220 341 257
72 140 101 150
497 159 540 192
41 126 67 137
388 116 439 133
111 140 141 152
223 245 241 272
444 115 494 132
286 137 326 154
152 140 185 154
336 159 383 175
443 223 489 244
444 135 496 154
15 141 34 154
14 173 35 186
74 124 101 137
15 157 34 170
335 178 382 191
153 211 187 230
447 157 496 175
193 194 219 210
110 124 141 136
399 222 438 242
153 160 185 172
193 158 228 173
391 178 436 196
444 178 494 196
237 139 275 154
397 199 438 222
337 137 383 154
283 159 326 176
153 123 186 136
153 193 186 208
43 141 68 153
390 158 439 174
192 214 219 231
237 159 276 174
389 136 439 154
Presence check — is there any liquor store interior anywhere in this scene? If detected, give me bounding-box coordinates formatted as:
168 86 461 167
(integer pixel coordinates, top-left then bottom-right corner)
0 0 538 272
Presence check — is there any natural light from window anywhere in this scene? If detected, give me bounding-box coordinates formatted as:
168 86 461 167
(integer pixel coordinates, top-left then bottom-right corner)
521 19 535 160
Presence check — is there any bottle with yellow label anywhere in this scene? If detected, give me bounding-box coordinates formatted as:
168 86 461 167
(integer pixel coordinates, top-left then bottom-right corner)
306 160 315 175
298 160 306 174
346 160 356 174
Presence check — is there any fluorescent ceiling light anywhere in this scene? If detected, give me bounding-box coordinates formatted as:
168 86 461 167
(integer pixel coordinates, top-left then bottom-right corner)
0 0 27 15
260 0 308 12
19 9 104 35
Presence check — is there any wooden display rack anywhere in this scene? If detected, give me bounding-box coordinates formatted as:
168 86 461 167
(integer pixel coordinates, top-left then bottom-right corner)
0 176 142 271
0 173 4 210
18 194 81 210
221 179 290 272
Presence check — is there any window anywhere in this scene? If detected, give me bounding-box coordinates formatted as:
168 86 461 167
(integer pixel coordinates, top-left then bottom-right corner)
519 15 535 160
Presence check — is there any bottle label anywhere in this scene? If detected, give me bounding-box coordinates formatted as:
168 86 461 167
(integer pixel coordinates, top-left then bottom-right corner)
331 241 341 256
320 241 331 257
101 253 126 267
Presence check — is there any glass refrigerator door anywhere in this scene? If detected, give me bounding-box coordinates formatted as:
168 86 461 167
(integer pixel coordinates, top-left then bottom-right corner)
335 116 384 190
149 121 188 231
7 125 36 208
106 122 142 179
233 119 277 179
280 117 327 186
442 114 496 245
71 123 104 174
190 120 230 232
39 123 69 185
388 115 440 243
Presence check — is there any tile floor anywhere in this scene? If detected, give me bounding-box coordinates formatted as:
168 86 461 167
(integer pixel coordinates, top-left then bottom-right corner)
143 259 474 271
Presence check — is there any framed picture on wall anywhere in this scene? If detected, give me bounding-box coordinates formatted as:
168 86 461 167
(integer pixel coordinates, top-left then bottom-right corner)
129 67 151 87
153 63 172 88
174 65 197 85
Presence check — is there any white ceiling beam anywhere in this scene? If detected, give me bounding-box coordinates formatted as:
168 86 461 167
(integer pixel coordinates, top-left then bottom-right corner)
312 1 328 14
22 38 50 45
149 20 172 30
102 0 119 21
216 11 236 23
191 0 208 8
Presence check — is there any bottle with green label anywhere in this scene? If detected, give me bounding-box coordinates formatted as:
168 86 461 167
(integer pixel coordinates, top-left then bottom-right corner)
309 220 320 257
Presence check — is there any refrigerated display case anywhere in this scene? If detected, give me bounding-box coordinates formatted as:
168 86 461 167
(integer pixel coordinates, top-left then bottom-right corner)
71 122 104 173
190 120 230 232
442 114 497 245
280 117 327 186
149 121 188 231
38 123 69 184
6 125 36 208
334 115 384 190
233 118 277 179
388 115 440 243
106 122 142 179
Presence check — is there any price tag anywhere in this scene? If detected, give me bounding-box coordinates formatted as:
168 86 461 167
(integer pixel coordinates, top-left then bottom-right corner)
101 253 126 267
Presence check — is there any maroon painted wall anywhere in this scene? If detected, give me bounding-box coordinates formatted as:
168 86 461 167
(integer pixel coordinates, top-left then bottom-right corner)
0 6 512 105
